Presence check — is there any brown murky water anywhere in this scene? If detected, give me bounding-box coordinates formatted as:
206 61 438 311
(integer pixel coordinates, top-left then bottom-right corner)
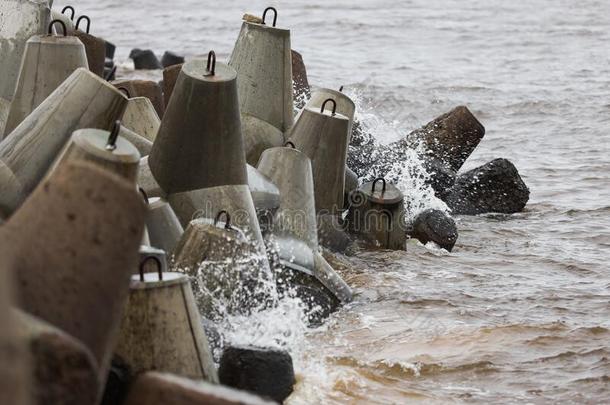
53 0 610 402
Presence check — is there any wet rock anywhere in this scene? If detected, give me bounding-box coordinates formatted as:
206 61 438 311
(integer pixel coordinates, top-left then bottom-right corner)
124 371 273 405
101 360 131 405
291 50 310 103
317 213 351 252
445 158 530 215
409 209 458 251
129 48 162 70
161 51 185 68
423 158 457 200
218 346 295 403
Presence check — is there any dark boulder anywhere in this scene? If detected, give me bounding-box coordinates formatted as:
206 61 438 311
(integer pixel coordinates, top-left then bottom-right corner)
291 50 310 105
445 158 530 215
219 346 295 403
160 51 185 68
409 209 458 251
129 49 162 70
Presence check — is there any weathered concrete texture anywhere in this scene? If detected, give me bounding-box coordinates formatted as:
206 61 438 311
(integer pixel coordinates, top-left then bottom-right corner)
115 272 218 383
247 164 280 216
3 33 88 136
409 209 458 251
288 107 350 213
73 29 106 77
444 158 530 215
219 346 295 403
122 96 160 142
0 260 30 405
161 51 184 68
172 218 271 319
291 50 309 101
313 252 353 305
149 58 247 193
113 79 165 118
119 125 153 157
137 156 166 199
146 197 184 255
123 372 275 405
348 179 407 250
129 48 162 70
1 161 146 381
317 213 351 252
0 98 9 136
13 309 100 405
0 68 127 215
304 88 356 137
230 21 293 164
0 0 51 104
52 128 141 182
161 63 183 107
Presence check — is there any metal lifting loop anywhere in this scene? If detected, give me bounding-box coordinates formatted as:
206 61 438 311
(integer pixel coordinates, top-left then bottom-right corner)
214 210 232 230
138 188 149 205
262 7 278 27
105 65 117 82
284 141 296 149
75 15 91 34
339 85 344 92
106 120 121 151
139 256 163 282
61 6 75 20
48 20 67 36
372 177 387 194
206 50 216 75
320 98 337 116
117 87 131 98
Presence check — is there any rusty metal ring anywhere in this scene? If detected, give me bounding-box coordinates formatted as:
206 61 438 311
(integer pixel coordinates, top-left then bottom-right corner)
75 15 90 34
206 50 216 75
139 256 163 282
117 87 130 98
106 120 121 151
61 6 75 20
48 20 67 36
320 98 337 116
284 141 296 149
214 210 231 230
372 177 387 194
262 7 278 27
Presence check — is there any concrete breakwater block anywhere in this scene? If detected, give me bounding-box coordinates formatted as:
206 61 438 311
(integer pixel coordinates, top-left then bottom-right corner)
445 158 530 215
13 309 100 405
162 63 183 107
121 96 161 142
119 125 153 157
0 161 146 381
123 371 274 405
219 345 296 403
73 16 106 77
409 208 458 251
145 197 184 255
129 48 163 70
113 79 165 118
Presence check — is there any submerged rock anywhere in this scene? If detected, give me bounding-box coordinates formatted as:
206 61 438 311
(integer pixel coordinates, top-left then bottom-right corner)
445 158 530 215
129 48 162 70
161 51 185 68
409 209 458 251
219 346 295 403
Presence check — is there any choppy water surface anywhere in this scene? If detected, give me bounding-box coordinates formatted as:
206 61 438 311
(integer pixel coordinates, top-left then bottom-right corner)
54 0 610 402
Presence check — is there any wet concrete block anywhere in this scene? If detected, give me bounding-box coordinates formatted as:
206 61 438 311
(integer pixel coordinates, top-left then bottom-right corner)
410 209 458 251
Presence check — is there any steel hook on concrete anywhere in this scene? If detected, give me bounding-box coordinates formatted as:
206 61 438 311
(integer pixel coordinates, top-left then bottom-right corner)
262 7 278 27
138 188 149 205
206 50 216 75
106 120 121 151
48 20 67 36
214 210 232 230
117 87 131 98
339 85 344 92
75 15 91 34
139 256 163 282
105 65 117 82
372 177 387 194
61 6 75 21
321 98 337 116
284 141 296 149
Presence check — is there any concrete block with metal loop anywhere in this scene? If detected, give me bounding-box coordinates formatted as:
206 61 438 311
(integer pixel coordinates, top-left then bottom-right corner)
144 196 184 255
246 163 280 229
118 86 161 142
229 7 293 165
0 160 146 385
172 211 274 320
288 98 350 214
348 177 407 250
119 125 153 157
115 251 218 382
51 121 141 183
112 79 165 118
305 87 356 139
0 67 128 217
55 6 76 32
0 0 51 111
72 15 106 77
149 51 247 194
161 63 183 107
3 20 88 137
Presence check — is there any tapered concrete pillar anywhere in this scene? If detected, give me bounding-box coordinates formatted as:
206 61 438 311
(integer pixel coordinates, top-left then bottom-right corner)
229 8 293 164
305 88 356 139
122 96 161 142
72 15 105 77
288 99 350 213
137 156 166 199
146 197 184 255
0 161 146 383
52 124 141 182
246 164 280 218
0 0 51 105
3 20 88 136
0 68 127 215
120 125 153 157
115 251 218 382
113 79 165 118
149 54 247 194
162 63 183 106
